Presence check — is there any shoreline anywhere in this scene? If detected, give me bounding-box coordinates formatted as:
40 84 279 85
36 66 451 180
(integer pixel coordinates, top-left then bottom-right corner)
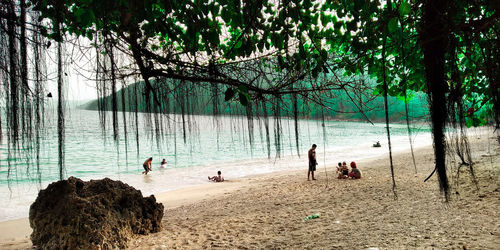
1 131 498 249
0 126 433 223
0 151 404 245
0 166 333 244
0 110 434 223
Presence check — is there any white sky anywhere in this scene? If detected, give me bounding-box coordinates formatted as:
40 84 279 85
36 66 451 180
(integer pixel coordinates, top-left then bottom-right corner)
43 40 105 101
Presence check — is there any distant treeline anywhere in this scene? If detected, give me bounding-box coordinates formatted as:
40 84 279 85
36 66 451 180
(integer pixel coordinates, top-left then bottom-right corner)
82 79 429 123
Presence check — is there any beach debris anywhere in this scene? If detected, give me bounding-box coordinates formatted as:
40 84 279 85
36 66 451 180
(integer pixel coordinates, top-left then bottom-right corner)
29 177 164 249
304 213 320 221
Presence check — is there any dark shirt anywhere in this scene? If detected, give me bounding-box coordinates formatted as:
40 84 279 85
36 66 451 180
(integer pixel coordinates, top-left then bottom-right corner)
308 149 316 166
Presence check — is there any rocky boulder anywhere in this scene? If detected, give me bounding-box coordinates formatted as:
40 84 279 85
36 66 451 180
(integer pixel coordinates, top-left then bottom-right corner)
29 177 163 249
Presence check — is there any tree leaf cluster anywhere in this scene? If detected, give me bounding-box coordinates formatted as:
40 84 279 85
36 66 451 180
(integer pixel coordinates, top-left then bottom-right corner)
30 0 498 126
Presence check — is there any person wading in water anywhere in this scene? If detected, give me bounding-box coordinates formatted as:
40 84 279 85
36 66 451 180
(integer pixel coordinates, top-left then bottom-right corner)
308 144 318 181
142 157 153 175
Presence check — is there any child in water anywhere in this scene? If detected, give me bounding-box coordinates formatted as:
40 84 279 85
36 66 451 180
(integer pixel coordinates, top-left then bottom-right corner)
160 159 167 168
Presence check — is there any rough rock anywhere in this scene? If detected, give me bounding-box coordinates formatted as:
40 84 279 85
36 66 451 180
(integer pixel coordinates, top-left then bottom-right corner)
29 177 163 249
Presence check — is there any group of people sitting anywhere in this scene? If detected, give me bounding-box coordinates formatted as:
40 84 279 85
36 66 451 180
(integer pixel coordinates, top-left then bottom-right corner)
337 161 361 179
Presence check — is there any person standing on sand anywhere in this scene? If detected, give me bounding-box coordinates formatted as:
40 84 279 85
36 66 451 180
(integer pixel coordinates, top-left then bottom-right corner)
142 157 153 175
308 144 318 181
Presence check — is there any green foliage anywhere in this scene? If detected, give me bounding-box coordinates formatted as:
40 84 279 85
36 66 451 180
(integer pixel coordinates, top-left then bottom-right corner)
317 0 498 127
223 86 250 106
32 0 498 127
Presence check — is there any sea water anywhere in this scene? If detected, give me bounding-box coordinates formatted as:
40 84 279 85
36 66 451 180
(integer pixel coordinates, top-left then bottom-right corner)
0 109 432 221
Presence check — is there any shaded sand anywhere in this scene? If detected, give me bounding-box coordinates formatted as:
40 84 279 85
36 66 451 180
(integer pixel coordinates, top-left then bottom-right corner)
127 134 499 249
1 133 499 249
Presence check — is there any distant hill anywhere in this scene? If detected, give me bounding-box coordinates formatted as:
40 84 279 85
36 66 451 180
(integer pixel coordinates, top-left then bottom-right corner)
82 79 429 123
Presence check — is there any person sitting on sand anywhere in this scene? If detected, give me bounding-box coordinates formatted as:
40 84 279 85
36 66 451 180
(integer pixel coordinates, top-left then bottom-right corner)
337 162 348 179
348 161 361 179
338 161 349 179
160 159 167 168
142 157 153 175
208 171 224 182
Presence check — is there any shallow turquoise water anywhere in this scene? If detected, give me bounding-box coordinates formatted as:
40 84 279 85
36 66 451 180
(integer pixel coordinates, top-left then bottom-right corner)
0 109 432 221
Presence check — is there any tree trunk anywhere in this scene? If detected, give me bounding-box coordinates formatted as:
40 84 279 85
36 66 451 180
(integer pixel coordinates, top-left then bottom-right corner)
20 0 29 137
57 37 65 180
382 32 397 199
421 0 450 199
7 0 19 143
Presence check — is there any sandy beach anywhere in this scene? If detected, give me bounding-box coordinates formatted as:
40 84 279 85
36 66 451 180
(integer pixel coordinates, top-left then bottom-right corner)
1 132 499 249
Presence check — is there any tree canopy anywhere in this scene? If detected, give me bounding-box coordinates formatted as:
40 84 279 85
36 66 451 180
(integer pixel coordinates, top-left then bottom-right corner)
32 0 498 125
1 0 498 198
